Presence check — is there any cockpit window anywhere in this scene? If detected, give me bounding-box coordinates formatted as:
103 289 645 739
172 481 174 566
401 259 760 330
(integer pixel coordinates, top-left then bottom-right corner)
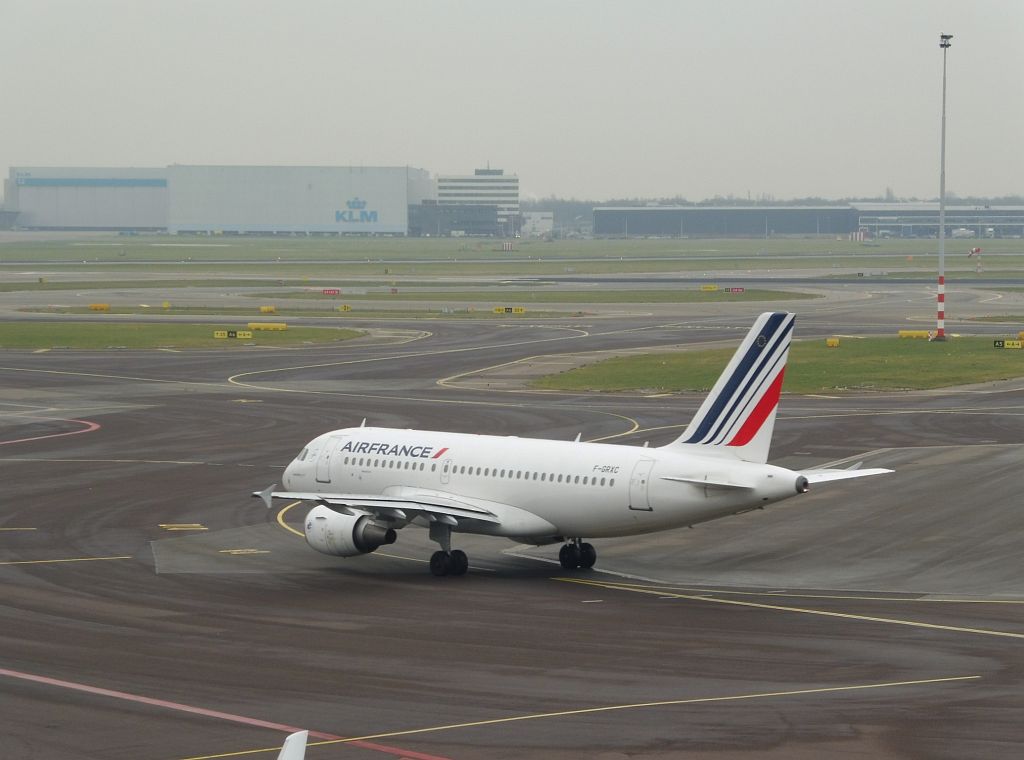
296 447 309 462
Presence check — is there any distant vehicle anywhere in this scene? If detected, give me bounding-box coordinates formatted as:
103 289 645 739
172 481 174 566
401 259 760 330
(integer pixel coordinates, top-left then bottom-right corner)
951 227 976 239
256 313 892 576
984 228 996 238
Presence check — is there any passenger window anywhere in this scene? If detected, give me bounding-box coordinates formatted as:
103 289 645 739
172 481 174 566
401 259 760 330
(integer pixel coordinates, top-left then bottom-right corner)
557 474 563 483
540 473 546 481
431 463 437 472
574 475 580 484
610 478 615 487
500 469 506 477
583 476 588 485
600 477 606 486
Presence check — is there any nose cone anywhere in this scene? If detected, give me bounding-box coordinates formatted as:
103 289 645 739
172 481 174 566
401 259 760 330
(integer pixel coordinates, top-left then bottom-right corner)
283 459 298 490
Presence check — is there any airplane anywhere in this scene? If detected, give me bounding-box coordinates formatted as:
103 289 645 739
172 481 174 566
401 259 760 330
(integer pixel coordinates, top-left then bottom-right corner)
255 312 891 576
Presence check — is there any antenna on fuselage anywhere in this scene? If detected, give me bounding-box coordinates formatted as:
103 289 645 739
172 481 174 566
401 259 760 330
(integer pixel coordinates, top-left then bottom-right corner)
573 433 582 442
360 418 366 428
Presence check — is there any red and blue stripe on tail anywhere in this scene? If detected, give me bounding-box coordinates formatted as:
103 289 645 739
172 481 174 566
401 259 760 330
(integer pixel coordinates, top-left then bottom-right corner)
663 312 794 464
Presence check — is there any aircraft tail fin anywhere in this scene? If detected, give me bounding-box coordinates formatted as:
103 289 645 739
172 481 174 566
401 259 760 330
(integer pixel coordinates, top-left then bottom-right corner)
661 312 794 464
276 731 308 760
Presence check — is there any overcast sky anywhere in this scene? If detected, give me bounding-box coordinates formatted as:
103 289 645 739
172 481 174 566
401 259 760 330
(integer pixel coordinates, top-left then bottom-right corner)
5 0 1022 201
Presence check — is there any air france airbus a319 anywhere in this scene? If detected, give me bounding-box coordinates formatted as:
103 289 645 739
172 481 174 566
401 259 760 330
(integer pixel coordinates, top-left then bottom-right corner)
255 312 891 576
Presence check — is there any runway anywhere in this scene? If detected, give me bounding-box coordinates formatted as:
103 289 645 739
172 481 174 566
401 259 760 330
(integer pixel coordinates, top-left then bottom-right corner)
2 286 1023 759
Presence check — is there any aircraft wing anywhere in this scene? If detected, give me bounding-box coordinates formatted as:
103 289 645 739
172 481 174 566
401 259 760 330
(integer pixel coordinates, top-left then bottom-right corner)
254 485 501 524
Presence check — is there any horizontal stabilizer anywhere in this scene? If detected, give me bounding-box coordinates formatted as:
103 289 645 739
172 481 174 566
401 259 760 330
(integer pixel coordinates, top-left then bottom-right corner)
661 475 753 489
801 467 893 484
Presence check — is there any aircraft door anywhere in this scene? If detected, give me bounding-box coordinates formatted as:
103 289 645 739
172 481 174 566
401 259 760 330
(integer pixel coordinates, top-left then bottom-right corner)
316 436 346 484
628 458 654 511
440 458 452 485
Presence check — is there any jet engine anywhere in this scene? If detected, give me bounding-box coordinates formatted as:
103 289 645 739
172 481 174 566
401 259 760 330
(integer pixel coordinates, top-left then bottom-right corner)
304 505 397 557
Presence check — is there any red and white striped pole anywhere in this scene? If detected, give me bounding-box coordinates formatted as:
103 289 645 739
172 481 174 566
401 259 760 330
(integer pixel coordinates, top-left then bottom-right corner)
934 33 953 342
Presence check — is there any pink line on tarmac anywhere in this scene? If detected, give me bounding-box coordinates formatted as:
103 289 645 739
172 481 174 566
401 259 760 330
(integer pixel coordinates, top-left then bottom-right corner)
0 667 451 760
0 418 101 446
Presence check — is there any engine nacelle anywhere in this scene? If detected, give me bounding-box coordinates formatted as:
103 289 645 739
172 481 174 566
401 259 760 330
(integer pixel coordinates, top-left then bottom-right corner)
304 505 396 557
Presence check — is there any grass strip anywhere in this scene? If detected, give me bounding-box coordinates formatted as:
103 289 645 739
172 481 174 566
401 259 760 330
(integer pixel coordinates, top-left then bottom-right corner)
532 337 1024 394
249 288 816 303
21 306 579 319
0 323 362 349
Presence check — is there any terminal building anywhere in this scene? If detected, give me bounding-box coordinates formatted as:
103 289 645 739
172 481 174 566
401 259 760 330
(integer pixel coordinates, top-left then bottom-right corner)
593 203 1024 239
436 168 519 236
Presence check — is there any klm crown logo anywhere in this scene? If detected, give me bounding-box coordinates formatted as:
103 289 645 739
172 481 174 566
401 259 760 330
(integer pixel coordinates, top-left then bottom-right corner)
336 196 378 223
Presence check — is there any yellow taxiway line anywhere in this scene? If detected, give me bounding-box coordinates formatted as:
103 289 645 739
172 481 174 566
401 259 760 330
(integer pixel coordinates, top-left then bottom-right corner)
0 555 132 566
556 577 1024 640
587 580 1024 605
275 502 304 537
180 674 979 760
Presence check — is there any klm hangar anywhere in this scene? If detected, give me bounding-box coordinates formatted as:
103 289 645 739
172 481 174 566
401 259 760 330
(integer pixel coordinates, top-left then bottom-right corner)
6 165 434 234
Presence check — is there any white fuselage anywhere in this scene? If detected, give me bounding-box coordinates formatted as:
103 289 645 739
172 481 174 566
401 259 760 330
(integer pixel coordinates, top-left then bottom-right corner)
282 427 804 542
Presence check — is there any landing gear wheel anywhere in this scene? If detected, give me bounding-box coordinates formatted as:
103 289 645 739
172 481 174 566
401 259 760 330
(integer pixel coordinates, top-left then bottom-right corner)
578 542 597 569
430 550 452 577
559 543 580 570
449 549 469 576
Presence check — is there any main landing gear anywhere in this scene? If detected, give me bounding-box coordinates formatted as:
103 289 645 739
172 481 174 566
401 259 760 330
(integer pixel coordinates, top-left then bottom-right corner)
559 539 597 571
430 549 468 577
428 521 468 577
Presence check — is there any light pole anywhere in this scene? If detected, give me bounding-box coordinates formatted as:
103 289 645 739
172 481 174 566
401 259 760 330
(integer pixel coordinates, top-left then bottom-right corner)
935 32 953 341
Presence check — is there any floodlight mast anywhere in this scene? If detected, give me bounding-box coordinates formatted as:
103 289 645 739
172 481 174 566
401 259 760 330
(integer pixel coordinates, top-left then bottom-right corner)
935 32 953 341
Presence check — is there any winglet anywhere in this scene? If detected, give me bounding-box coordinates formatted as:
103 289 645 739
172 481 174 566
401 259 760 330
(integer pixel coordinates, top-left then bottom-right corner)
276 730 308 760
253 484 277 509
